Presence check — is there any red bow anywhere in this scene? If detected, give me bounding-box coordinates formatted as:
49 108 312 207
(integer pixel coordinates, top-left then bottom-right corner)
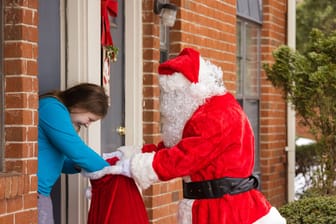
101 0 118 46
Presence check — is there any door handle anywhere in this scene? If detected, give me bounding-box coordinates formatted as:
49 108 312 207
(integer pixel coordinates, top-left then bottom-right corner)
116 126 126 136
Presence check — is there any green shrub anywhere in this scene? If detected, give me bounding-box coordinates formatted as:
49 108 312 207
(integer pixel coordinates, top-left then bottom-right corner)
295 142 320 176
263 29 336 194
279 196 336 224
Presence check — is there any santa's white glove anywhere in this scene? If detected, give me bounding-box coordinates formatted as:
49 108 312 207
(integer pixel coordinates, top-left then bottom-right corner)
113 158 131 178
117 145 142 159
102 150 123 160
81 158 131 179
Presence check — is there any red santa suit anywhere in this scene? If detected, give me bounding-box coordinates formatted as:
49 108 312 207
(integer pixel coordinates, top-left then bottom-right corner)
84 155 149 224
113 48 286 224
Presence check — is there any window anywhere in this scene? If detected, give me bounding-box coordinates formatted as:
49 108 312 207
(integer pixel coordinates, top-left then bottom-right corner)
237 0 262 24
236 0 262 177
0 0 4 171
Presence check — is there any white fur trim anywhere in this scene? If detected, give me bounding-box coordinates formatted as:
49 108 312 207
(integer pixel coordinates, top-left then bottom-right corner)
81 165 122 180
189 57 226 99
159 56 226 103
177 203 286 224
178 199 194 224
253 207 287 224
102 150 123 160
117 145 142 159
159 72 191 92
85 186 92 199
130 152 159 190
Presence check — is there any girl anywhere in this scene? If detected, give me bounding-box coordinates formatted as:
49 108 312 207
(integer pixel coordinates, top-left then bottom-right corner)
37 83 109 224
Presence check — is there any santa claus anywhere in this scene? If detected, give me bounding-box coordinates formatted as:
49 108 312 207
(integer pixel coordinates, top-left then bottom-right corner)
93 48 286 224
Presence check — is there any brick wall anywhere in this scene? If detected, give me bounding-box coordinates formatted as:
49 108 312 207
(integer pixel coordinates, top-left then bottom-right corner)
260 0 288 206
170 0 237 90
142 1 182 223
0 0 39 223
142 0 288 223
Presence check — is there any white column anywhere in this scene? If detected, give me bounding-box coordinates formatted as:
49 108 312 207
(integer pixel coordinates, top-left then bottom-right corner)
125 1 143 146
63 0 101 223
286 0 296 203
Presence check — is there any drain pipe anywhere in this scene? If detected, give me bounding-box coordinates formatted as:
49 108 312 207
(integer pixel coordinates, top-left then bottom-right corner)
286 0 296 202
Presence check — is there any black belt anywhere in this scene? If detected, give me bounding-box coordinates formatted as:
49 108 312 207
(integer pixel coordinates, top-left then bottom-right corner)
183 175 259 199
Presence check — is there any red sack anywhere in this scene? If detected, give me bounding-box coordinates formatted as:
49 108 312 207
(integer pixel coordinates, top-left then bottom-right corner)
87 158 149 224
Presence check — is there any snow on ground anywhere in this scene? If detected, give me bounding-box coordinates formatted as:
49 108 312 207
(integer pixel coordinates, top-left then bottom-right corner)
294 137 316 199
295 137 316 146
295 171 314 200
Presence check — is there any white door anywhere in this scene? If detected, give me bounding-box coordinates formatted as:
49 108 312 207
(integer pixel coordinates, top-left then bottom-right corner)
101 0 125 152
63 1 143 224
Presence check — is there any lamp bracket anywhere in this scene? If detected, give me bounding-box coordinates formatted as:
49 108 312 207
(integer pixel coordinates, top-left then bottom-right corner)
154 0 177 15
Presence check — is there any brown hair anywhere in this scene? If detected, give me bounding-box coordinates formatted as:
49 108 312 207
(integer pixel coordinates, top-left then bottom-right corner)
40 83 109 117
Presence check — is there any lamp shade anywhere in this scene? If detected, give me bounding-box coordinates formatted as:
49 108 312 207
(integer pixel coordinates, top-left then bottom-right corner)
161 8 177 27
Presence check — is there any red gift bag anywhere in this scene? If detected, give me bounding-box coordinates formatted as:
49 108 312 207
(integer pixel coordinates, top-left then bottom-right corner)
87 158 149 224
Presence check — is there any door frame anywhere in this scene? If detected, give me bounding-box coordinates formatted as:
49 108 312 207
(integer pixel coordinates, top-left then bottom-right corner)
124 1 143 146
61 0 143 223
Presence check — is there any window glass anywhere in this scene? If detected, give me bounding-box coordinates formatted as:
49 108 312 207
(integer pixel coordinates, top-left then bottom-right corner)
237 21 260 98
237 0 262 24
236 18 261 176
245 23 260 98
243 100 260 174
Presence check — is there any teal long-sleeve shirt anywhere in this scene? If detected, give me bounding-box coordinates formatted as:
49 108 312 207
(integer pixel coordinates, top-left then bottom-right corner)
38 97 109 196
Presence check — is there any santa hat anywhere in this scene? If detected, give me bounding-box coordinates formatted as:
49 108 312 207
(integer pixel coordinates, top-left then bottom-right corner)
158 48 226 99
159 48 200 83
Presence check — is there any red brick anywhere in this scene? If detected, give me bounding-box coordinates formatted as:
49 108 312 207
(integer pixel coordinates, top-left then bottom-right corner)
7 196 23 213
0 178 5 199
5 93 26 108
5 160 24 174
15 209 38 224
0 198 6 214
5 127 25 141
5 76 36 92
0 214 14 224
4 59 27 75
28 0 39 10
30 175 38 192
27 126 38 141
26 159 38 174
23 193 37 209
5 110 33 125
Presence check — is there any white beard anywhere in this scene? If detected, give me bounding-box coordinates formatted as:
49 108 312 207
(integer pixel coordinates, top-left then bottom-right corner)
159 58 226 148
160 87 204 148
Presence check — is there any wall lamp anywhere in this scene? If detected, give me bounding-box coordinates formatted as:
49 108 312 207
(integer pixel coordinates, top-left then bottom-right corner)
154 0 178 27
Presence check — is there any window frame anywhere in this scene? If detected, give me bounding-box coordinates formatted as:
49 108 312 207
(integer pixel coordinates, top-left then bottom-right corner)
236 17 262 177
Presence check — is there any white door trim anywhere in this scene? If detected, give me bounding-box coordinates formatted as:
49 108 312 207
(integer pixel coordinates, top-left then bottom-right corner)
63 0 101 223
62 0 143 223
125 1 143 146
